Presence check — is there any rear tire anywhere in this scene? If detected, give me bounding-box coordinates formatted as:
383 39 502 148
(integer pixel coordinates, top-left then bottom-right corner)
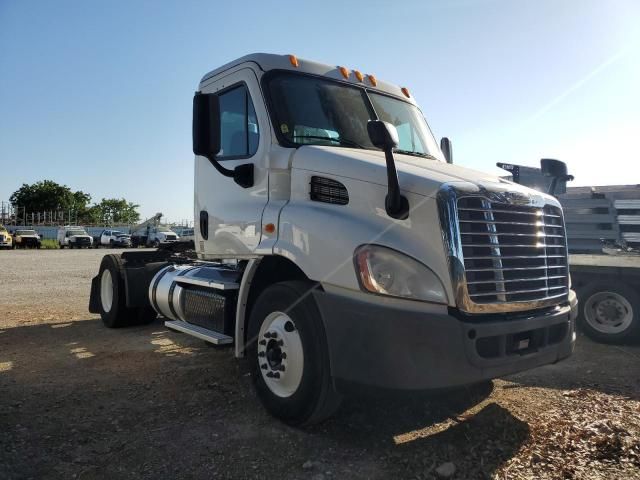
247 281 341 426
98 254 157 328
578 282 640 344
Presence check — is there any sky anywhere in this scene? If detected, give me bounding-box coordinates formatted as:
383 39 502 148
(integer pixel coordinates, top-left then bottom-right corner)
1 0 639 223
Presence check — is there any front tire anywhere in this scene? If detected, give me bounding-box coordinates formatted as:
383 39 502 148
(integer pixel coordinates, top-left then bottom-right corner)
247 281 341 425
98 254 157 328
578 283 640 344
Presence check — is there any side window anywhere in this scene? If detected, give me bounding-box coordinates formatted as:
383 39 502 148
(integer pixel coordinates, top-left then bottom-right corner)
218 84 259 158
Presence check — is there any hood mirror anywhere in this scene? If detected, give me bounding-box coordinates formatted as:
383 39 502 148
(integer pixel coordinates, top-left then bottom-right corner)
540 158 574 196
367 120 409 220
440 137 453 164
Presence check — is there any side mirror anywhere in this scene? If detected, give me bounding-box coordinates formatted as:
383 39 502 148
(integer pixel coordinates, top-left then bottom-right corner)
192 91 254 188
440 137 453 164
367 120 399 150
540 158 568 178
193 92 221 159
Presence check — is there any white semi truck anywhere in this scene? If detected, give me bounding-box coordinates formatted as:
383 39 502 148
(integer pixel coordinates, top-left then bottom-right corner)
89 53 577 425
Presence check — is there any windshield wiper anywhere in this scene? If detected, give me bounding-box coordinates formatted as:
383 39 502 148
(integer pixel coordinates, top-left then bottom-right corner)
394 149 438 160
292 135 365 149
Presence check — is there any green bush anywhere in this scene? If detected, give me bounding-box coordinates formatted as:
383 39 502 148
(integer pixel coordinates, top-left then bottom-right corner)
40 239 59 249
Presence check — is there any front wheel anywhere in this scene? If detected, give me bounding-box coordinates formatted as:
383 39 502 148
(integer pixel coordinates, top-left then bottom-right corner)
247 281 341 426
578 283 640 344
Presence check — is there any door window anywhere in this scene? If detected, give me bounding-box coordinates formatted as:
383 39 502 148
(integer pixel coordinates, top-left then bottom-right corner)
218 85 259 158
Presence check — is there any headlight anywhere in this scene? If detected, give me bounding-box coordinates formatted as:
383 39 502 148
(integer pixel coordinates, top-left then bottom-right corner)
354 245 448 304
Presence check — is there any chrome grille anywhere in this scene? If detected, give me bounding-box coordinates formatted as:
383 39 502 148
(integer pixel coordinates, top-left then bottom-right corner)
458 197 568 306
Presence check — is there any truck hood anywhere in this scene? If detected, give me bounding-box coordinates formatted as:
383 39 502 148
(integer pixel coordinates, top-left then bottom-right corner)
292 146 513 198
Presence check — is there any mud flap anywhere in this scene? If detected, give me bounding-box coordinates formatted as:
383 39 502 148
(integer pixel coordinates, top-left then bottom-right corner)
88 274 101 314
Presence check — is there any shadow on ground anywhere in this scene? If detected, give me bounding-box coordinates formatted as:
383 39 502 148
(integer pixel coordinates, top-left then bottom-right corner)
504 333 640 401
2 318 612 479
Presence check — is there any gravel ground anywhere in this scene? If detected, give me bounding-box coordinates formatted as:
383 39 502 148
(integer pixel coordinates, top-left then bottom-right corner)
1 249 639 479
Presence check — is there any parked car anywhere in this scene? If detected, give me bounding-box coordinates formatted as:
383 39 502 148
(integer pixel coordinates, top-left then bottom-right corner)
94 230 132 248
57 226 93 249
13 229 41 249
0 225 13 250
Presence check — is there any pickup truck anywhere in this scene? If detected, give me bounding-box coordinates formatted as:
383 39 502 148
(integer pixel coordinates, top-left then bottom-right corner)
13 229 41 249
94 230 132 248
0 225 13 250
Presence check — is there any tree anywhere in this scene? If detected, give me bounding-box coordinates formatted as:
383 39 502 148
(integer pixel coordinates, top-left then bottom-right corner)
10 180 91 213
88 198 140 225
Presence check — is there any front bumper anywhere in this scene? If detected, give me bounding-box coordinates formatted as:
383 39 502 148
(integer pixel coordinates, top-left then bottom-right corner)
314 288 577 392
71 238 92 246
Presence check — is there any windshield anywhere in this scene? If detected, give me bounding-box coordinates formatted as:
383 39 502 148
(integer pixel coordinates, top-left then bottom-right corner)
266 72 444 160
157 227 173 233
67 230 86 236
111 231 124 236
17 230 36 235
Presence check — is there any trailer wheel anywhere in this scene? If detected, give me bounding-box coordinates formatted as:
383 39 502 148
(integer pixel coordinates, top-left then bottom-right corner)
578 283 640 344
98 254 157 328
247 281 341 426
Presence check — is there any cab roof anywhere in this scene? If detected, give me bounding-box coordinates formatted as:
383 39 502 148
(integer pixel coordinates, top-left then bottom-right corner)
199 53 416 105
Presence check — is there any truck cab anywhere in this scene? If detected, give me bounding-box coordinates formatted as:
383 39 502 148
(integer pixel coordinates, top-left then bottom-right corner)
0 225 13 250
146 226 178 247
90 53 577 425
58 226 93 249
13 229 41 249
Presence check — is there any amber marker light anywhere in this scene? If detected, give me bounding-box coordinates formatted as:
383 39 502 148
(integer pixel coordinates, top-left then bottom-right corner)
339 66 350 79
354 70 364 82
288 54 299 67
401 87 411 98
367 74 377 86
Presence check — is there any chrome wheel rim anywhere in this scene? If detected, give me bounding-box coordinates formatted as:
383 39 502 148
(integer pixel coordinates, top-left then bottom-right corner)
257 311 304 398
100 269 114 313
584 291 633 334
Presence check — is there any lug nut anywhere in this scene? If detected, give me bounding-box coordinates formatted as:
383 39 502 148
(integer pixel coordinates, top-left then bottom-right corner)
281 352 287 359
273 372 280 379
278 365 285 372
258 352 265 357
284 321 295 332
259 340 266 346
266 372 274 378
261 363 267 370
277 340 284 346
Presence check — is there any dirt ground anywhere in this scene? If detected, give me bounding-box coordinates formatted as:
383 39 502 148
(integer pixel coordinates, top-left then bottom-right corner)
1 249 639 479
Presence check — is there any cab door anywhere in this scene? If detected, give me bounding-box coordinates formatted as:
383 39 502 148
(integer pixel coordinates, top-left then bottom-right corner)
195 67 269 259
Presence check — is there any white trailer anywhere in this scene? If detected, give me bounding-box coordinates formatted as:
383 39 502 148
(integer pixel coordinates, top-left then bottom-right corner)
89 53 577 425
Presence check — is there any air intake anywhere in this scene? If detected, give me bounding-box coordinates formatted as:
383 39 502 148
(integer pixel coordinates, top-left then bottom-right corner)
310 176 349 205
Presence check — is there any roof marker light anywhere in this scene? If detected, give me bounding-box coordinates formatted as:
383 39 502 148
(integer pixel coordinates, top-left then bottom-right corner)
288 54 299 67
367 74 377 86
339 66 350 79
401 87 411 98
354 70 364 82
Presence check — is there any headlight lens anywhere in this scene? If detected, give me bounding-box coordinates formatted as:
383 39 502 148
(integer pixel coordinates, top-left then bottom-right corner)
354 245 448 304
